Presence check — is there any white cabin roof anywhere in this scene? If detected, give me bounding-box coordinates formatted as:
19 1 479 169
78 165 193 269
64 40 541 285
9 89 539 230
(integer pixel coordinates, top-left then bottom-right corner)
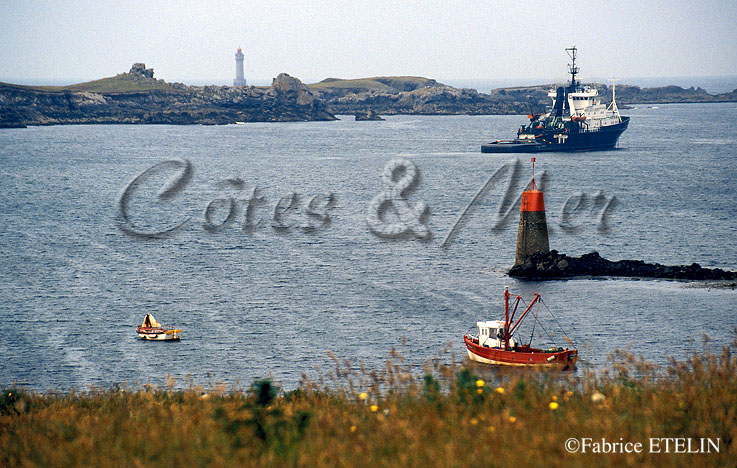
477 320 505 329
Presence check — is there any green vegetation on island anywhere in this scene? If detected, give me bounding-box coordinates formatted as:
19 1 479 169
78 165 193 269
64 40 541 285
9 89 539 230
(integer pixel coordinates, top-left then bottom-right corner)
2 338 736 467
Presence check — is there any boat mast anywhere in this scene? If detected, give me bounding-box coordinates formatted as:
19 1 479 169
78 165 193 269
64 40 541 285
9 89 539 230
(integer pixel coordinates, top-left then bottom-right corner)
566 46 579 89
531 157 536 187
608 78 622 121
504 286 510 349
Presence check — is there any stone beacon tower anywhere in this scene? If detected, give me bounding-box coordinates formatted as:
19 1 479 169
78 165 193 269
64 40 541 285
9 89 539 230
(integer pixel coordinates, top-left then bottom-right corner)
514 158 550 266
233 47 246 86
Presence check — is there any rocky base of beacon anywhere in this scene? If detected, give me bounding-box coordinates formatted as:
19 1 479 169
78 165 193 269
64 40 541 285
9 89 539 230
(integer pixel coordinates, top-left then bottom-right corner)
509 250 737 281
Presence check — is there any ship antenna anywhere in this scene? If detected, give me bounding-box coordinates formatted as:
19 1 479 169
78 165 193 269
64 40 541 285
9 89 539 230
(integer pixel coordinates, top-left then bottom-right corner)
607 78 622 122
531 157 536 186
566 46 579 88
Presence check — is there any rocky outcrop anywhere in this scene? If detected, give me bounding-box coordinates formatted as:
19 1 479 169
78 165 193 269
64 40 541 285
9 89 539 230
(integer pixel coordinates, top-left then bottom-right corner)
355 109 384 121
508 250 737 281
271 73 317 106
612 84 737 104
129 63 154 78
310 78 737 116
318 83 524 115
0 66 336 128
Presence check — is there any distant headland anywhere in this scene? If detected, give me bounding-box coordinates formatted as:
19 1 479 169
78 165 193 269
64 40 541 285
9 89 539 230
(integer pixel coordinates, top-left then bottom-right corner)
309 76 737 115
2 64 736 128
0 64 335 128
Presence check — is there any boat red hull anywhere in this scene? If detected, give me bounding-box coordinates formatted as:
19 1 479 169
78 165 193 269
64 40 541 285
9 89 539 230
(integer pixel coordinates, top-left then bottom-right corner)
464 335 577 369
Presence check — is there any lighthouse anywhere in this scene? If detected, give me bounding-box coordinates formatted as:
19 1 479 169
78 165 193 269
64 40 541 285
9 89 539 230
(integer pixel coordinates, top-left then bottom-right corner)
233 47 246 87
514 158 550 266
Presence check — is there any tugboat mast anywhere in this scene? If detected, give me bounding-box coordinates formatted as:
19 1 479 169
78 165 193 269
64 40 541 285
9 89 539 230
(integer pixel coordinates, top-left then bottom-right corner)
566 46 579 88
608 78 622 121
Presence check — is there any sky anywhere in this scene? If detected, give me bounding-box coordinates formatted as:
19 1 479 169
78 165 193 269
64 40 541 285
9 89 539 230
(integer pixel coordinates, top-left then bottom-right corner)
1 0 736 86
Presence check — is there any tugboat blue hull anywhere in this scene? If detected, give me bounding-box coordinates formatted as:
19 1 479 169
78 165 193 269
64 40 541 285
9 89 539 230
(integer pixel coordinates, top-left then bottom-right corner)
482 117 629 153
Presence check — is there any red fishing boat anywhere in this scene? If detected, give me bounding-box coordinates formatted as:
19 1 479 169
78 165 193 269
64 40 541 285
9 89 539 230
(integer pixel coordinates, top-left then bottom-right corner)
463 287 577 369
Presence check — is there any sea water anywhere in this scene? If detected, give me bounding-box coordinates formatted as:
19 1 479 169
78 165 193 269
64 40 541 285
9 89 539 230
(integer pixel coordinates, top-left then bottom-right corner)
1 103 736 391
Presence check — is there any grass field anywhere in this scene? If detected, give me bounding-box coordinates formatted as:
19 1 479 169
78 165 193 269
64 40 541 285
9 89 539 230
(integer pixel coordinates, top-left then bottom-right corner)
2 337 735 468
1 73 179 94
308 76 435 91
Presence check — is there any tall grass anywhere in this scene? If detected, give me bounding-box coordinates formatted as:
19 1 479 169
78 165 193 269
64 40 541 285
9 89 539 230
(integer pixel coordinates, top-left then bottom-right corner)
2 337 736 468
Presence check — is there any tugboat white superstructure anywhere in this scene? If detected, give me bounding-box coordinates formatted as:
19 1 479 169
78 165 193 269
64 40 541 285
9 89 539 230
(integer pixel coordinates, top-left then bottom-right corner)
482 47 629 153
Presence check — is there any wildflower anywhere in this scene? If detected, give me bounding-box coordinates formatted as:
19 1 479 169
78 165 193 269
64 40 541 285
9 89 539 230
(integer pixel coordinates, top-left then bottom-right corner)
591 391 605 404
359 392 368 401
495 386 505 394
370 404 379 412
350 425 357 433
470 418 478 425
508 416 516 423
476 388 483 395
475 379 485 388
549 401 559 410
487 426 495 433
551 395 558 401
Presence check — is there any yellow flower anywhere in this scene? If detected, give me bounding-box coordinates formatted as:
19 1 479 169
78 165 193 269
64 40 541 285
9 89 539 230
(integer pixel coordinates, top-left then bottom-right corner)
495 386 505 394
370 404 379 412
551 395 558 401
350 425 357 432
475 379 485 388
470 418 478 425
487 426 496 433
549 401 559 410
359 392 368 401
476 388 483 395
508 416 516 423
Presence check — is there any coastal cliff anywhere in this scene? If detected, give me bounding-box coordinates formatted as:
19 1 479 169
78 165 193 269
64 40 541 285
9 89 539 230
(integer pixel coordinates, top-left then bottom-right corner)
0 64 336 128
309 77 737 116
309 77 526 115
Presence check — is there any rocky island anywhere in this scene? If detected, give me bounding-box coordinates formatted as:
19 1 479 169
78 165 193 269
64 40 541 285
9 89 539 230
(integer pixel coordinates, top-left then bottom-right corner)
354 109 385 121
308 77 737 116
2 65 736 128
0 64 336 128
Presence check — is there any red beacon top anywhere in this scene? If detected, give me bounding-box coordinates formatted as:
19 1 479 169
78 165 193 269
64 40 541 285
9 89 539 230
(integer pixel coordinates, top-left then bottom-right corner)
520 157 545 212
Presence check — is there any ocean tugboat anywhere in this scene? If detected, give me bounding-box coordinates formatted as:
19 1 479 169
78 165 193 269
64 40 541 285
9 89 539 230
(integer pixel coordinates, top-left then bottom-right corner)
481 46 629 153
463 287 577 369
136 313 182 341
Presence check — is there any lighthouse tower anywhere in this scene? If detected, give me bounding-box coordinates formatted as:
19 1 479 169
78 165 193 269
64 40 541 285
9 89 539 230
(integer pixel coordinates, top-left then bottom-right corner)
233 47 246 87
514 158 550 266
